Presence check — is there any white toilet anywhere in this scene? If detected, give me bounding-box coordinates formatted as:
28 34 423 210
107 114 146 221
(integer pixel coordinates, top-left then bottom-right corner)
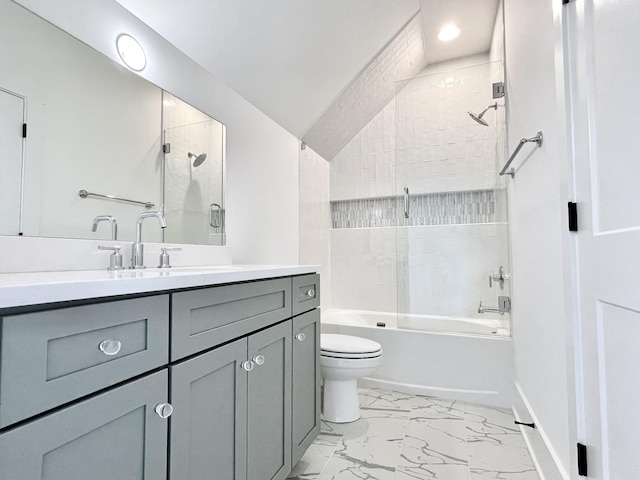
320 333 383 423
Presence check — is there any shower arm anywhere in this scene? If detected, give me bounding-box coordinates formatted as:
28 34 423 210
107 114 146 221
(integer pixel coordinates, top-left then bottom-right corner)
499 131 543 178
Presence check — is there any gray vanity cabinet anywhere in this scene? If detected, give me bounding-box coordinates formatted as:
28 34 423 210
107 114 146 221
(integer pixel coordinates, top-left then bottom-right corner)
247 320 292 480
169 320 293 480
171 278 291 361
0 295 169 427
0 273 320 480
0 370 169 480
292 308 321 466
169 339 248 480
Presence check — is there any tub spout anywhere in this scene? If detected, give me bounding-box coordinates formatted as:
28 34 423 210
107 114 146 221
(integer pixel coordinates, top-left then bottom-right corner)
478 296 511 315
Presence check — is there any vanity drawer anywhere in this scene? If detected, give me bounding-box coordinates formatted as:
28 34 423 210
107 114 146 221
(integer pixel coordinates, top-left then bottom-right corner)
292 274 320 316
171 277 291 360
0 295 169 428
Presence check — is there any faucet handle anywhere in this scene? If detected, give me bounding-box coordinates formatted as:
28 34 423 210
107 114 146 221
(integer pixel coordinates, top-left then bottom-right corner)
158 247 182 268
98 245 124 271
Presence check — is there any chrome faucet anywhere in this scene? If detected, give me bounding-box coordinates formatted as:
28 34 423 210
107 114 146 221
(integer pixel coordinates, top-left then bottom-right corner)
478 296 511 315
131 211 167 269
92 215 118 240
489 266 510 290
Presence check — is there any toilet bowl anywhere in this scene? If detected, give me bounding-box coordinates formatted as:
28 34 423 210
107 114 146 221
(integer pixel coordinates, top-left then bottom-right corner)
320 333 382 423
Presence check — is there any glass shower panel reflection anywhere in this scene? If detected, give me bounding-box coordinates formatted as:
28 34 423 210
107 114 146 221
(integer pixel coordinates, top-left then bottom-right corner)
163 120 225 245
394 61 511 336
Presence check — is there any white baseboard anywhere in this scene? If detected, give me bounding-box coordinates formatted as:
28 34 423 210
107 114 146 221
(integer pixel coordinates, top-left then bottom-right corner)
359 376 509 408
513 382 569 480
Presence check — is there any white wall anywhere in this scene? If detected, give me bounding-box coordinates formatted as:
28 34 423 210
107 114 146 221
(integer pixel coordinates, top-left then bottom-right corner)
10 0 300 266
504 0 575 478
298 146 332 309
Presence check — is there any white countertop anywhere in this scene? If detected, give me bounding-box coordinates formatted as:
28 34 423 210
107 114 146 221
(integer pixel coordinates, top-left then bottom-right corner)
0 265 318 309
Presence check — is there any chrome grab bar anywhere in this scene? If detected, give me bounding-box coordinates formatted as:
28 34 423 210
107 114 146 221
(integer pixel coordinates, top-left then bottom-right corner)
210 203 221 228
79 189 154 209
500 131 543 178
403 187 409 219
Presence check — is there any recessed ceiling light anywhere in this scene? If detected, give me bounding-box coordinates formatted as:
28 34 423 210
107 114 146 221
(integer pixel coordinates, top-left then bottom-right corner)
437 24 460 42
116 34 146 71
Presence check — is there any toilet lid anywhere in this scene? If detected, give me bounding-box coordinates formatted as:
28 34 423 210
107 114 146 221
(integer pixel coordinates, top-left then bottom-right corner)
321 334 381 356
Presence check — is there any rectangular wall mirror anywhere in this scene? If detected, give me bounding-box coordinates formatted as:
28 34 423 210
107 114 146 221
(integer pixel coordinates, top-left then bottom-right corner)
0 0 225 245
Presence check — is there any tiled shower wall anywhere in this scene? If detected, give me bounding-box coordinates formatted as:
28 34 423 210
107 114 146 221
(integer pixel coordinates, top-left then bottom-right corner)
299 146 332 309
330 60 509 317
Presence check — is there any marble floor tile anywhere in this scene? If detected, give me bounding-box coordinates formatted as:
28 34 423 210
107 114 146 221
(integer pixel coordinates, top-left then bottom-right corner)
469 466 540 480
410 398 467 421
288 442 339 480
396 464 471 480
467 441 536 476
358 388 417 413
399 417 468 468
317 454 397 480
295 388 539 480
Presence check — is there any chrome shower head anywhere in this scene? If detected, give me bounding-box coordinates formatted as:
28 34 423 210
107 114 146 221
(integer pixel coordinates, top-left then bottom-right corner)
468 102 498 126
188 152 207 167
468 111 489 126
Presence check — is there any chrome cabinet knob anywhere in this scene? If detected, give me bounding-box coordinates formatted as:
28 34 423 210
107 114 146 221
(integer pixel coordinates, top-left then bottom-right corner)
98 339 122 356
305 289 315 297
253 355 265 366
242 360 255 372
155 403 173 419
295 333 306 342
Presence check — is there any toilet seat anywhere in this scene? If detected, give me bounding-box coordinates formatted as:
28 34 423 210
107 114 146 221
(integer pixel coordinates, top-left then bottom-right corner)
321 333 382 359
321 351 381 359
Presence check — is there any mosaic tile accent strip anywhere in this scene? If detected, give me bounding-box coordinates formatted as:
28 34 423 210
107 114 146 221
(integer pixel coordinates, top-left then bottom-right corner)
331 189 497 229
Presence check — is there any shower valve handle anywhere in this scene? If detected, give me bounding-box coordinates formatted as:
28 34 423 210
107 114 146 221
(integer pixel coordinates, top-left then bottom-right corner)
489 266 509 289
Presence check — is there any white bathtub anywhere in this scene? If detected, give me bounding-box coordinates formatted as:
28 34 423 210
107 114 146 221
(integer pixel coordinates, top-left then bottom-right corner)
321 309 514 407
324 309 510 337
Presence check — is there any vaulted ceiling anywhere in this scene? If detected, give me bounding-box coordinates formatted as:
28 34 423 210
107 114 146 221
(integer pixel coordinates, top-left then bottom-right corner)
115 0 500 159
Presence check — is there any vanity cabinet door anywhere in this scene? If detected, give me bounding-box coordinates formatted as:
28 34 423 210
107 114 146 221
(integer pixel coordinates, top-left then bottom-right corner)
247 320 292 480
0 370 169 480
291 309 321 466
169 339 247 480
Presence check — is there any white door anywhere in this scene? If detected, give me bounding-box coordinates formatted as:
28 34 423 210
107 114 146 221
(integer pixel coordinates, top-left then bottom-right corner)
0 88 24 235
568 0 640 478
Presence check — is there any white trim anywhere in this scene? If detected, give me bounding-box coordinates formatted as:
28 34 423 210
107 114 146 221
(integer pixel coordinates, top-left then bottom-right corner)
359 377 506 408
514 382 569 480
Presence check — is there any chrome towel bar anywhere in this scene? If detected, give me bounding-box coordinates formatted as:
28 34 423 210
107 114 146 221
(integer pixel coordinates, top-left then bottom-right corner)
500 131 543 178
79 189 154 209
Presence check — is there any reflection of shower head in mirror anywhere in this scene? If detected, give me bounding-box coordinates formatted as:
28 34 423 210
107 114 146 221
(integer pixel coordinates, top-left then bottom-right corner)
188 152 207 167
468 102 498 126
